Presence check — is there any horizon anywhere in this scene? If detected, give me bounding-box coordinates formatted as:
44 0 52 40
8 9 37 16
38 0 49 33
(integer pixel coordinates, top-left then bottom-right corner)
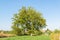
0 0 60 31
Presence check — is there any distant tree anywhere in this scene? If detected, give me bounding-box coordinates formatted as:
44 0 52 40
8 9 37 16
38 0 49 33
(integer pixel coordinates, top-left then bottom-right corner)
0 30 2 33
54 29 60 33
45 29 52 35
12 7 46 36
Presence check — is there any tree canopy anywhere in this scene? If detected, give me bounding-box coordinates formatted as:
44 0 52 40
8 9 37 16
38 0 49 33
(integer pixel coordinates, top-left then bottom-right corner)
12 7 46 35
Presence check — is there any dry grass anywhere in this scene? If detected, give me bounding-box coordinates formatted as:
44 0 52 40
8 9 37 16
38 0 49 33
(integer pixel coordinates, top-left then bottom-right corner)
0 32 16 37
50 33 60 40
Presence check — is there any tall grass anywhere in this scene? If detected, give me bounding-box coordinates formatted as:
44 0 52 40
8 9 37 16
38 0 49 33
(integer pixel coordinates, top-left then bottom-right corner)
50 33 60 40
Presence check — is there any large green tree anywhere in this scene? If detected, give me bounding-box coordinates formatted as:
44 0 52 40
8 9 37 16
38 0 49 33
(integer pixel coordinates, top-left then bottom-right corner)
12 7 46 36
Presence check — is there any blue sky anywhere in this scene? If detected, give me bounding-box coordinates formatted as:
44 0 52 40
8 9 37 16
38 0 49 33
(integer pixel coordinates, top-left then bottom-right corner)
0 0 60 31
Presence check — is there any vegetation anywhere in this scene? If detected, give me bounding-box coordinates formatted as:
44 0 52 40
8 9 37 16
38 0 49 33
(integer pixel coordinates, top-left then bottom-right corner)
45 29 52 35
50 32 60 40
54 29 60 33
0 35 50 40
0 6 60 40
12 7 46 36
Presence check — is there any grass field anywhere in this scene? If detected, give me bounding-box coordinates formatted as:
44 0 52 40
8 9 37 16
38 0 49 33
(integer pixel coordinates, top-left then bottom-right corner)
0 35 51 40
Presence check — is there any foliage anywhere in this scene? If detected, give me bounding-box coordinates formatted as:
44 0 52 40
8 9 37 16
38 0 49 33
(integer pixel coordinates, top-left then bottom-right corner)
54 29 60 33
45 29 52 35
12 7 46 35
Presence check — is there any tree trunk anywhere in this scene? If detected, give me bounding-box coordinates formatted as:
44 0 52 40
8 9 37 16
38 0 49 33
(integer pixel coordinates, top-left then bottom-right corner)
31 33 33 36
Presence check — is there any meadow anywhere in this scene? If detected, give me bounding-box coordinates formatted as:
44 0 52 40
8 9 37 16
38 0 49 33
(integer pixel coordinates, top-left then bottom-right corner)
0 35 50 40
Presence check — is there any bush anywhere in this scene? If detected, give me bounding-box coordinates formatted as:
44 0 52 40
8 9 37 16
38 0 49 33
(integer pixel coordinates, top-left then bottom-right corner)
27 30 43 36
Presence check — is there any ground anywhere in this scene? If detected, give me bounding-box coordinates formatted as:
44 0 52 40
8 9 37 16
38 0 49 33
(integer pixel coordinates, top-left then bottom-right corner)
0 35 50 40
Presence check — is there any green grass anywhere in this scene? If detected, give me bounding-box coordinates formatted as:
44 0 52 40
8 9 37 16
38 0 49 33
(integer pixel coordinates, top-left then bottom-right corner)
0 35 51 40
